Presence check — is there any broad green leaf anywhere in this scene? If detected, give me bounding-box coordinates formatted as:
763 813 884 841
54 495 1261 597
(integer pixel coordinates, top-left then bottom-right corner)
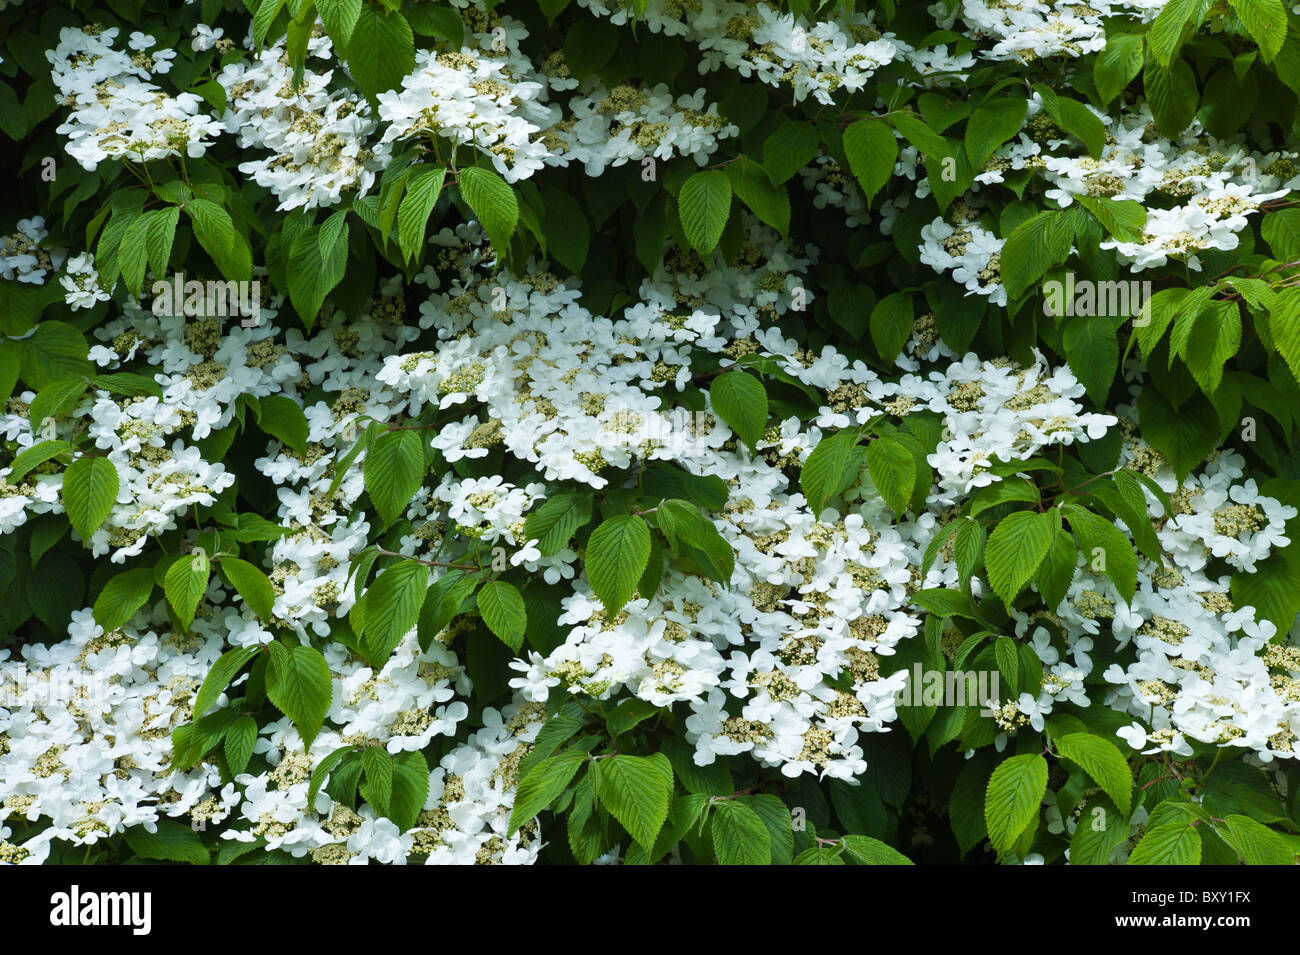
255 394 310 455
1128 820 1201 864
396 166 446 264
92 567 155 632
984 754 1048 852
61 456 119 542
1054 732 1133 817
677 170 732 258
509 749 588 835
363 428 425 527
165 547 211 631
524 493 593 556
195 645 261 718
964 96 1027 170
221 556 277 621
595 753 673 853
458 166 518 252
710 799 771 865
359 560 428 661
801 428 864 514
265 641 333 748
985 510 1054 606
866 436 915 515
476 579 526 651
842 117 897 205
710 371 768 452
347 6 415 100
585 515 652 614
841 834 914 865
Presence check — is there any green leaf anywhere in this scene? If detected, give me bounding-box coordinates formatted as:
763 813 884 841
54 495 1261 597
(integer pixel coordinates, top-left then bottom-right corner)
1144 56 1199 138
388 750 429 831
677 170 732 258
165 548 211 631
7 440 70 484
221 556 277 621
869 291 914 363
762 121 820 185
195 645 261 718
396 166 446 264
317 0 363 47
19 322 90 389
1147 0 1207 65
225 715 258 775
476 579 526 651
710 799 771 865
1097 32 1149 104
842 117 897 205
1229 0 1287 60
1136 388 1219 482
458 166 518 253
801 428 864 515
61 456 119 542
586 515 652 614
361 746 394 813
125 819 209 865
265 641 333 749
866 436 915 515
725 156 790 238
1221 814 1296 864
841 834 914 865
363 428 425 527
710 371 768 451
964 96 1027 171
1000 211 1072 300
655 498 734 584
286 222 347 329
1128 819 1201 864
509 749 588 835
984 754 1048 852
525 493 593 556
543 189 590 275
1054 733 1133 817
92 567 155 631
359 560 428 661
417 570 477 648
596 753 673 854
1069 795 1128 864
1063 504 1137 604
949 752 992 856
28 380 87 430
1034 526 1079 609
255 394 310 455
985 510 1054 606
1062 316 1117 406
347 6 414 100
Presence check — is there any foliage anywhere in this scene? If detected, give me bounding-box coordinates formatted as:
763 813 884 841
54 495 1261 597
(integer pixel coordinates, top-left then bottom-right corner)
0 0 1299 866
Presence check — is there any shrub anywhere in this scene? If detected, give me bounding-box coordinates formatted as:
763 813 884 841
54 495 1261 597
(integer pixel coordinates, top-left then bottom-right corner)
0 0 1298 866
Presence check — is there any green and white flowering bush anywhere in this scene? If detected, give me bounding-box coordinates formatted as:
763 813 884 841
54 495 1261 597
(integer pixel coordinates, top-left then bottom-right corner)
2 0 1300 866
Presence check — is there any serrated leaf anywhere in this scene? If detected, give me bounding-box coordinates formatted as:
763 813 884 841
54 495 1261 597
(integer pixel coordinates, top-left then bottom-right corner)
842 117 897 205
677 170 732 258
363 428 425 527
477 579 526 651
458 165 518 253
165 548 211 631
585 515 652 614
221 556 277 621
985 510 1054 606
265 641 333 749
61 456 119 543
984 754 1048 852
92 567 155 632
710 371 767 451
